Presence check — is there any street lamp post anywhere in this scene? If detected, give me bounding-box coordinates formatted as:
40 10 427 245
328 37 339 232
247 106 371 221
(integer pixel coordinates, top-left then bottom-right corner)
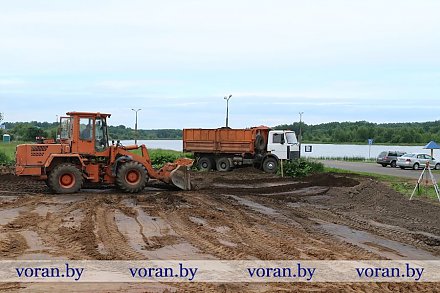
224 94 232 127
131 108 142 145
299 112 304 158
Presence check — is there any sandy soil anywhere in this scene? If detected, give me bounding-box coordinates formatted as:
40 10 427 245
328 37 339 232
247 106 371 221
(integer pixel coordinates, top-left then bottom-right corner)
0 167 440 292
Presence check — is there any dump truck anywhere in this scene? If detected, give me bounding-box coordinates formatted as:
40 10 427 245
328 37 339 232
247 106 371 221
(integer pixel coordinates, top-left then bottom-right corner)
183 126 299 173
15 112 193 193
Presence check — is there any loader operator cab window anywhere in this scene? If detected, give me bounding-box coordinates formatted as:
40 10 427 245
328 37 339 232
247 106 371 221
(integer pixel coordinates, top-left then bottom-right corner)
95 118 109 152
80 118 93 140
60 117 72 140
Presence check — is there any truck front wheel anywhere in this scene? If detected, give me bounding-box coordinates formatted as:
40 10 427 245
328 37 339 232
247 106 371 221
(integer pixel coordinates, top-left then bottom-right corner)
47 163 83 194
216 157 232 172
263 157 278 174
116 161 148 193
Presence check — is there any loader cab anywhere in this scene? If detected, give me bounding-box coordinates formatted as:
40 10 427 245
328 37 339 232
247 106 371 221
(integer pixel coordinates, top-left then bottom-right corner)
267 130 300 160
66 112 111 155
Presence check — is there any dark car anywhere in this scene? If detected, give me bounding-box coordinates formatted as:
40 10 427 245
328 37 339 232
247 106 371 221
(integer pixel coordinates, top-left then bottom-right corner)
376 151 406 167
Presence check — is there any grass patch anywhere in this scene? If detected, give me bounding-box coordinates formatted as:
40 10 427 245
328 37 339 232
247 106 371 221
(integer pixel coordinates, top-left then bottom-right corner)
0 142 20 165
391 181 440 201
281 159 324 177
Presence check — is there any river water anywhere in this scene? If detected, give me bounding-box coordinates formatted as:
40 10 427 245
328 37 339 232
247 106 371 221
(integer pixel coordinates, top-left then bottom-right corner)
121 140 438 159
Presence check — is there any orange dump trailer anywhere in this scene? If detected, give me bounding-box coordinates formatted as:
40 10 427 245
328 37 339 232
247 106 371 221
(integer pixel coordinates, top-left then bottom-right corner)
183 126 299 173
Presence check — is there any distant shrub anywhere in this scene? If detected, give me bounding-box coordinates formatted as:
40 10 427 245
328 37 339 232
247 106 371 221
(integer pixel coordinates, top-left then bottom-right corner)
281 159 324 177
148 149 193 169
0 151 12 165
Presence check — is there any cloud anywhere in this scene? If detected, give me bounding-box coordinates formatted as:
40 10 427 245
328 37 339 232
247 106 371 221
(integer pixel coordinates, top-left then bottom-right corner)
0 79 26 86
0 1 439 127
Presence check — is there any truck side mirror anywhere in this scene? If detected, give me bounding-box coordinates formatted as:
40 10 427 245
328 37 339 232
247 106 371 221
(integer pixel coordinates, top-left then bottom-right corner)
281 137 285 144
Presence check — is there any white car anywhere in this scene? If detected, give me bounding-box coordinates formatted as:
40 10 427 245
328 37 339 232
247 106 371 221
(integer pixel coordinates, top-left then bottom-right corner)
396 153 440 170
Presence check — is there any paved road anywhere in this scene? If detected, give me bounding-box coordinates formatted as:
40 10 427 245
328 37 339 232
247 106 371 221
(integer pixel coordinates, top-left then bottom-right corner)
321 160 440 181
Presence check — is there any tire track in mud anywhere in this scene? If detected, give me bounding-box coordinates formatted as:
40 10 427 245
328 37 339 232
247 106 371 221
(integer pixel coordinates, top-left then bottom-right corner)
94 205 145 260
156 190 349 261
218 192 374 260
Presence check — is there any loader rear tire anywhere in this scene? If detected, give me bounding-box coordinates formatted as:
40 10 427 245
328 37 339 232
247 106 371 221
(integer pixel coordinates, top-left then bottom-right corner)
47 163 83 194
116 161 148 193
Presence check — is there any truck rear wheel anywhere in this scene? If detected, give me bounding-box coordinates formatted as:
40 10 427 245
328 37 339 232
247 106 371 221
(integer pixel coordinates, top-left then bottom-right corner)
197 157 213 171
116 161 149 193
47 163 83 194
263 157 278 174
216 157 232 172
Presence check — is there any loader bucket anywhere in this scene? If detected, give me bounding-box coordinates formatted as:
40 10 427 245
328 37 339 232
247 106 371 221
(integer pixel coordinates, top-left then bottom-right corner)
170 165 192 190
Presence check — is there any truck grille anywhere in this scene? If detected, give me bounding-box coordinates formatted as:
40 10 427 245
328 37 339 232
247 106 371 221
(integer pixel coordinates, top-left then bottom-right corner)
289 151 300 160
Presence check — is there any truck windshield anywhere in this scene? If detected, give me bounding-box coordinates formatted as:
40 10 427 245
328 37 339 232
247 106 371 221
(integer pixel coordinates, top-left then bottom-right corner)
285 132 297 144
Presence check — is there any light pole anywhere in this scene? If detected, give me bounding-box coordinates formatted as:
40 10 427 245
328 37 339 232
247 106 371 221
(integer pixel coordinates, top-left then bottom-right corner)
224 94 232 127
131 108 142 145
299 112 304 158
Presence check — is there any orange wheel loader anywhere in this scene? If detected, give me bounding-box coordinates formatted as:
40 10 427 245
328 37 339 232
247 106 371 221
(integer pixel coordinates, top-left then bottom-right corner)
15 112 193 193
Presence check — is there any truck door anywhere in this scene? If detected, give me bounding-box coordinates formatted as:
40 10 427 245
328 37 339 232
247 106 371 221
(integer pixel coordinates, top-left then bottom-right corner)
268 132 288 160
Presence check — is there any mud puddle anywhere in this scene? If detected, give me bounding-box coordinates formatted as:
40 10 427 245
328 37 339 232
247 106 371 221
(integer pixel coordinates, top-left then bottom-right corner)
213 181 294 189
0 195 19 202
261 186 329 196
189 216 208 226
114 207 212 259
225 194 279 216
0 207 26 225
141 242 216 260
50 195 87 204
316 219 437 260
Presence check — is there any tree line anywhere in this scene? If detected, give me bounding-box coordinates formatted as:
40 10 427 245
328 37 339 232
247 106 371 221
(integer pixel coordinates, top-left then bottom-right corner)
275 120 440 144
2 120 440 144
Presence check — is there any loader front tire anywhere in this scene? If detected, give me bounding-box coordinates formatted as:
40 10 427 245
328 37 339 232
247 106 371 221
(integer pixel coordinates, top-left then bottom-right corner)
47 163 83 194
116 161 148 193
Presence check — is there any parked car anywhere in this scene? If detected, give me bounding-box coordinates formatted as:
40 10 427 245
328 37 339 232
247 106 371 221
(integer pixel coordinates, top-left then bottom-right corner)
376 151 406 167
396 153 440 170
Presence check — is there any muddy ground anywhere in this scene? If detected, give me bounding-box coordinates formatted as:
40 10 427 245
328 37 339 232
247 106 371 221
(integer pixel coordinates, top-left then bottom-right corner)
0 168 440 292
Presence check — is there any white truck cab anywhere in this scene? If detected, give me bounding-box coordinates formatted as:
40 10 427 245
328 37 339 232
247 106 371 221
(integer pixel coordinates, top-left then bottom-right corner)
267 130 300 160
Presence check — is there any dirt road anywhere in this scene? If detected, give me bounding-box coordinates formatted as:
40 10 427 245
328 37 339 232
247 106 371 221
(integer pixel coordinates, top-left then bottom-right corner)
1 168 440 292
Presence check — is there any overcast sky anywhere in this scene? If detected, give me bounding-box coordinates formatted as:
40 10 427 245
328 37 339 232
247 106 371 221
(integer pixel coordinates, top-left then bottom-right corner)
1 0 440 129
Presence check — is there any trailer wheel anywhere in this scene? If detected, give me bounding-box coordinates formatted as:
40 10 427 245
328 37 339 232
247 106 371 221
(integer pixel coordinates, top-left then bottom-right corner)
116 161 148 193
216 157 232 172
197 157 213 171
263 157 278 174
47 163 83 194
